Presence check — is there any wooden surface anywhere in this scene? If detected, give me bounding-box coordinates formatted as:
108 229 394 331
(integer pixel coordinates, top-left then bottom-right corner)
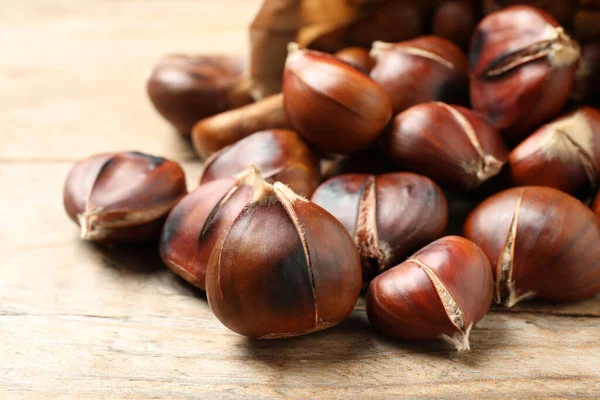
1 1 600 398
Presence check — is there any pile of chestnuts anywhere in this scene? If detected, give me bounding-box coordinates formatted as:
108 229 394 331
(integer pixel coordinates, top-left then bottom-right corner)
64 3 600 352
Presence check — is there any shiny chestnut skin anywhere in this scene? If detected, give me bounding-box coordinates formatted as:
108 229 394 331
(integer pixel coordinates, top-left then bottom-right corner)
283 44 392 154
432 1 478 49
192 93 292 159
147 54 252 136
508 107 600 195
482 1 577 25
63 152 187 242
160 167 258 290
312 173 448 282
382 102 509 191
367 236 494 351
199 129 320 198
206 178 362 338
464 186 600 307
370 36 469 114
470 6 581 141
335 47 375 74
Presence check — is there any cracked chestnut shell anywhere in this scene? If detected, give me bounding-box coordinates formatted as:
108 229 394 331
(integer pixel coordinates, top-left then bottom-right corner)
370 36 469 114
470 6 581 141
464 186 600 307
382 102 509 191
199 129 321 198
311 173 448 283
160 167 259 290
147 54 252 136
206 179 362 338
507 107 600 196
367 236 494 352
283 44 392 154
63 152 187 242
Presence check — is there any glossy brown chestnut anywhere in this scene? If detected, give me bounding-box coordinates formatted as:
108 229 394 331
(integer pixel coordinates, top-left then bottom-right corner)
334 47 375 74
199 129 320 198
508 107 600 195
370 36 469 114
312 173 448 282
160 166 259 290
431 1 478 49
382 102 509 191
464 186 600 307
206 178 362 338
192 93 292 159
571 41 600 102
470 6 581 141
63 151 187 242
147 54 252 136
481 1 577 25
367 236 494 351
283 44 392 154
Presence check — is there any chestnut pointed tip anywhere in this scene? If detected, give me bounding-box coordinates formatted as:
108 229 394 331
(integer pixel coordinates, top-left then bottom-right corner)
440 323 473 352
286 42 302 58
273 181 308 203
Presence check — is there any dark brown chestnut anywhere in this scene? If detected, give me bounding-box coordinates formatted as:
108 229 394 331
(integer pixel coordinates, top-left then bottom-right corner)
431 1 478 49
481 1 577 26
283 44 392 154
206 178 362 338
370 36 469 114
63 152 187 242
470 6 581 141
199 129 320 198
192 93 292 159
571 41 600 102
507 107 600 195
367 236 494 351
147 54 252 136
334 47 376 74
464 186 600 307
312 173 448 282
382 102 509 191
160 166 259 290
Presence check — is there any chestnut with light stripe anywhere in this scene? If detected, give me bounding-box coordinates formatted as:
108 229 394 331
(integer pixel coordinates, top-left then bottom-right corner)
382 102 508 191
366 236 494 351
464 186 600 307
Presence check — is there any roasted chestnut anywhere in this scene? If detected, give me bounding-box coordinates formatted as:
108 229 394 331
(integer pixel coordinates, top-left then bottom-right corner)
507 107 600 196
283 44 392 154
335 47 375 74
312 173 448 282
206 178 362 338
199 129 321 198
470 6 581 141
160 166 259 290
370 36 469 114
147 54 252 136
382 102 509 191
464 186 600 307
192 93 291 159
63 152 187 242
367 236 494 351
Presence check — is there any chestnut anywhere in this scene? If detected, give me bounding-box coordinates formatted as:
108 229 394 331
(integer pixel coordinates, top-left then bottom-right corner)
366 236 494 351
206 179 362 338
63 151 187 242
311 173 448 282
370 36 469 114
464 186 600 307
192 93 291 159
431 1 478 49
199 129 320 198
160 166 259 290
334 47 375 74
147 54 252 136
481 1 577 26
382 102 509 191
507 107 600 196
283 44 392 154
470 6 581 141
571 41 600 103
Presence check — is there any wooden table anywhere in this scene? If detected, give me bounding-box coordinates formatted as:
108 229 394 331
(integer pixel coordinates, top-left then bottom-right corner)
2 1 599 398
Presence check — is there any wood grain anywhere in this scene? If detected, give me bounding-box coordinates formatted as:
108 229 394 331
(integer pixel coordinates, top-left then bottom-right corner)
1 1 599 398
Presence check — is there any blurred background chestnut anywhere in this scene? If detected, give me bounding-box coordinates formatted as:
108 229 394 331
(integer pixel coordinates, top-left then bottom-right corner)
147 54 252 136
199 129 321 198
